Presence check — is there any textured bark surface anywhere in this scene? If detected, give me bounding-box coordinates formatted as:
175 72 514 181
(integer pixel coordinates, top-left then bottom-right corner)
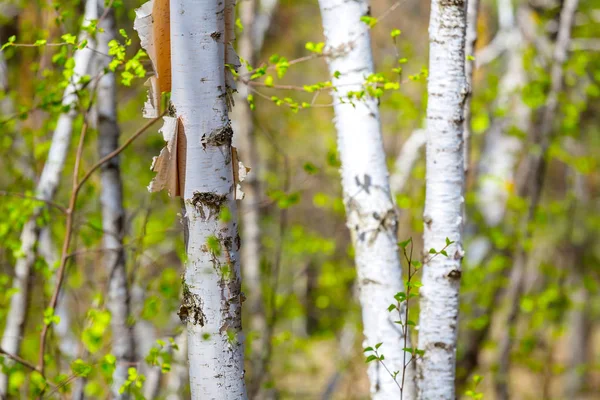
318 0 415 398
170 0 247 397
95 3 137 397
0 0 98 394
417 0 467 398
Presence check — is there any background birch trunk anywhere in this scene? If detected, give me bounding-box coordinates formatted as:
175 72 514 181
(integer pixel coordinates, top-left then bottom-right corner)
233 0 267 393
390 129 426 195
494 1 579 398
463 0 479 173
95 2 137 396
318 0 415 398
170 0 247 397
417 0 467 398
0 0 98 394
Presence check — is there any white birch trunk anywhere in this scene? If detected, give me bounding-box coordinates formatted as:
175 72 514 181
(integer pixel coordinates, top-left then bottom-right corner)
417 0 467 398
463 0 479 172
0 0 97 395
232 1 267 390
170 0 247 398
96 4 137 397
494 2 579 398
318 1 415 398
476 0 528 227
254 0 279 51
390 129 426 194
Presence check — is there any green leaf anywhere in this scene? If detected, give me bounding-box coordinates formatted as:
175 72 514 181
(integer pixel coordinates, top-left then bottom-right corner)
365 355 378 363
360 16 378 28
305 41 325 54
391 29 402 38
375 342 383 350
71 359 92 377
399 238 412 248
429 248 437 254
363 347 374 353
61 33 77 45
303 162 319 174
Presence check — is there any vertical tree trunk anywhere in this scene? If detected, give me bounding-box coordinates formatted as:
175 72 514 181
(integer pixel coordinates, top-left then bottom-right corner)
233 0 267 393
476 1 527 228
95 2 137 397
494 1 579 398
0 0 97 394
417 0 467 398
463 0 479 173
170 0 247 398
318 1 415 398
390 129 426 195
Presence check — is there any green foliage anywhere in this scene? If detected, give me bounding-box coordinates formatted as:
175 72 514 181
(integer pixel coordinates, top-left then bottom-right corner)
0 0 598 398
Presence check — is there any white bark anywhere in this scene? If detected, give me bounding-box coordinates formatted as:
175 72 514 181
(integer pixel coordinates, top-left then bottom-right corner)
318 1 415 398
417 0 467 398
253 0 279 51
494 2 579 398
170 0 247 398
0 0 97 395
390 129 426 194
476 0 528 227
95 3 137 397
233 1 266 390
476 34 527 227
463 0 479 172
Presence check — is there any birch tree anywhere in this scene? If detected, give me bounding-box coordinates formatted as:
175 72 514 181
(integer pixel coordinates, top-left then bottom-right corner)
0 0 98 394
233 1 266 391
96 1 137 396
136 0 247 397
318 0 415 398
417 0 467 398
172 1 246 397
494 1 579 398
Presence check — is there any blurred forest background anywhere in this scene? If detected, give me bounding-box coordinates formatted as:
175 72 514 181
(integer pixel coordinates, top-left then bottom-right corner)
0 0 599 398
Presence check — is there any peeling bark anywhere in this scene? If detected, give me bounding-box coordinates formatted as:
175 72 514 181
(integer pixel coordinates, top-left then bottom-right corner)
169 0 247 397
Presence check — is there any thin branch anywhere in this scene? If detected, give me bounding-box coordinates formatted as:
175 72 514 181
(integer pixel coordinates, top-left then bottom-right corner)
0 347 38 372
36 112 165 373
